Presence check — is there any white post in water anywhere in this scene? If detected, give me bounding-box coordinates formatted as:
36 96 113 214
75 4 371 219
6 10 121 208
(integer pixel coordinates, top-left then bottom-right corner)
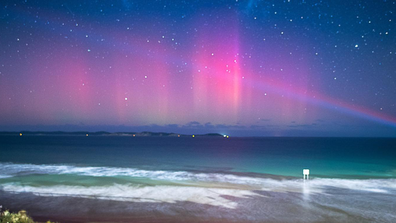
303 169 310 180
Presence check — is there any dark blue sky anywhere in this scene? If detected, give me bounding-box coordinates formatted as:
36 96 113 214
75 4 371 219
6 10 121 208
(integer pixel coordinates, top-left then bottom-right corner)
0 0 395 136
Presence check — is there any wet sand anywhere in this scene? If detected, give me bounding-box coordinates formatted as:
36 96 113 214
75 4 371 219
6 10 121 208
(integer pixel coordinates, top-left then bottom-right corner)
2 186 394 223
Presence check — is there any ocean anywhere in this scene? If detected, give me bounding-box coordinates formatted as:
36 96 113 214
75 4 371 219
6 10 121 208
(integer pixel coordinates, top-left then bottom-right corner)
0 135 395 222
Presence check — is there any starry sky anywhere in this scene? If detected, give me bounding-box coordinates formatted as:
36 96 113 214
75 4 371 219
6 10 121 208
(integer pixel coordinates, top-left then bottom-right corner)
0 0 395 137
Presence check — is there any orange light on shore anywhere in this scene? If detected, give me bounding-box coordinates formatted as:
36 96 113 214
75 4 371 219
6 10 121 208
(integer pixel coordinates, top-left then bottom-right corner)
19 133 22 136
192 135 195 138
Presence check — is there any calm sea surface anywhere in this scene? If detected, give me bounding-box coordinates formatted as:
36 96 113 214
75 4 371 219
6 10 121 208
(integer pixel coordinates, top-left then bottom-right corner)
0 136 395 222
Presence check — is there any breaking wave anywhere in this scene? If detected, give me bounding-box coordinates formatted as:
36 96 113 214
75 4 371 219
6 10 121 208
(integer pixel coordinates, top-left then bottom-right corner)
1 163 396 194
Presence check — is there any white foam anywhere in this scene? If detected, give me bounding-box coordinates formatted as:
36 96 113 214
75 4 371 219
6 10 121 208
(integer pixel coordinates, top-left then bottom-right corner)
1 183 257 209
308 178 396 193
0 175 13 179
1 163 396 194
0 163 271 185
262 177 396 194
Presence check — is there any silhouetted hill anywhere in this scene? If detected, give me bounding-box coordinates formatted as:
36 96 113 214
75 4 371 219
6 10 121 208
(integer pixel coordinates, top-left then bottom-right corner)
0 131 226 137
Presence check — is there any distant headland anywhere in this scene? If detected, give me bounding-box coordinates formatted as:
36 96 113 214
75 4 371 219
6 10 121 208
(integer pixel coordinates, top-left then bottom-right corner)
0 131 227 137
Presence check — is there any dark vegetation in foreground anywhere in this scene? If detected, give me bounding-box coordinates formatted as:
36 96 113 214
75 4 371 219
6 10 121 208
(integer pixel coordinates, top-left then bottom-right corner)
0 209 56 223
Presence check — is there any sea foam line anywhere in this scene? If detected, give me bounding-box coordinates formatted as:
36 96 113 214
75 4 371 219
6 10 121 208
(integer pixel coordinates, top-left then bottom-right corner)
0 183 257 209
1 163 396 194
0 163 269 185
0 175 13 179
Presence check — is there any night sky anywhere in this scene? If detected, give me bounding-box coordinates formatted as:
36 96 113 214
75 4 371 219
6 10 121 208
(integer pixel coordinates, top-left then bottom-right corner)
0 0 395 136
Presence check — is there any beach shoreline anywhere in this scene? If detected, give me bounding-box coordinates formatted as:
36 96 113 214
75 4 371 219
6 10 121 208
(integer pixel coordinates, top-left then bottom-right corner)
2 181 395 223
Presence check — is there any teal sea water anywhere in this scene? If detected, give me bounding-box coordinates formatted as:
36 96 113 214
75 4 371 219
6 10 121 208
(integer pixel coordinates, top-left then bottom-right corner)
1 136 396 222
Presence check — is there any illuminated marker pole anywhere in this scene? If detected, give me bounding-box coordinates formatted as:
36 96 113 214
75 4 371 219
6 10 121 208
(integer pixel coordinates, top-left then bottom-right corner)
303 169 310 180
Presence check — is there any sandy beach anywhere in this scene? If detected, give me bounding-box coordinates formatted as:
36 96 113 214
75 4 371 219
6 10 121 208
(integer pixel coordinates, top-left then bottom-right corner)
2 180 395 223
